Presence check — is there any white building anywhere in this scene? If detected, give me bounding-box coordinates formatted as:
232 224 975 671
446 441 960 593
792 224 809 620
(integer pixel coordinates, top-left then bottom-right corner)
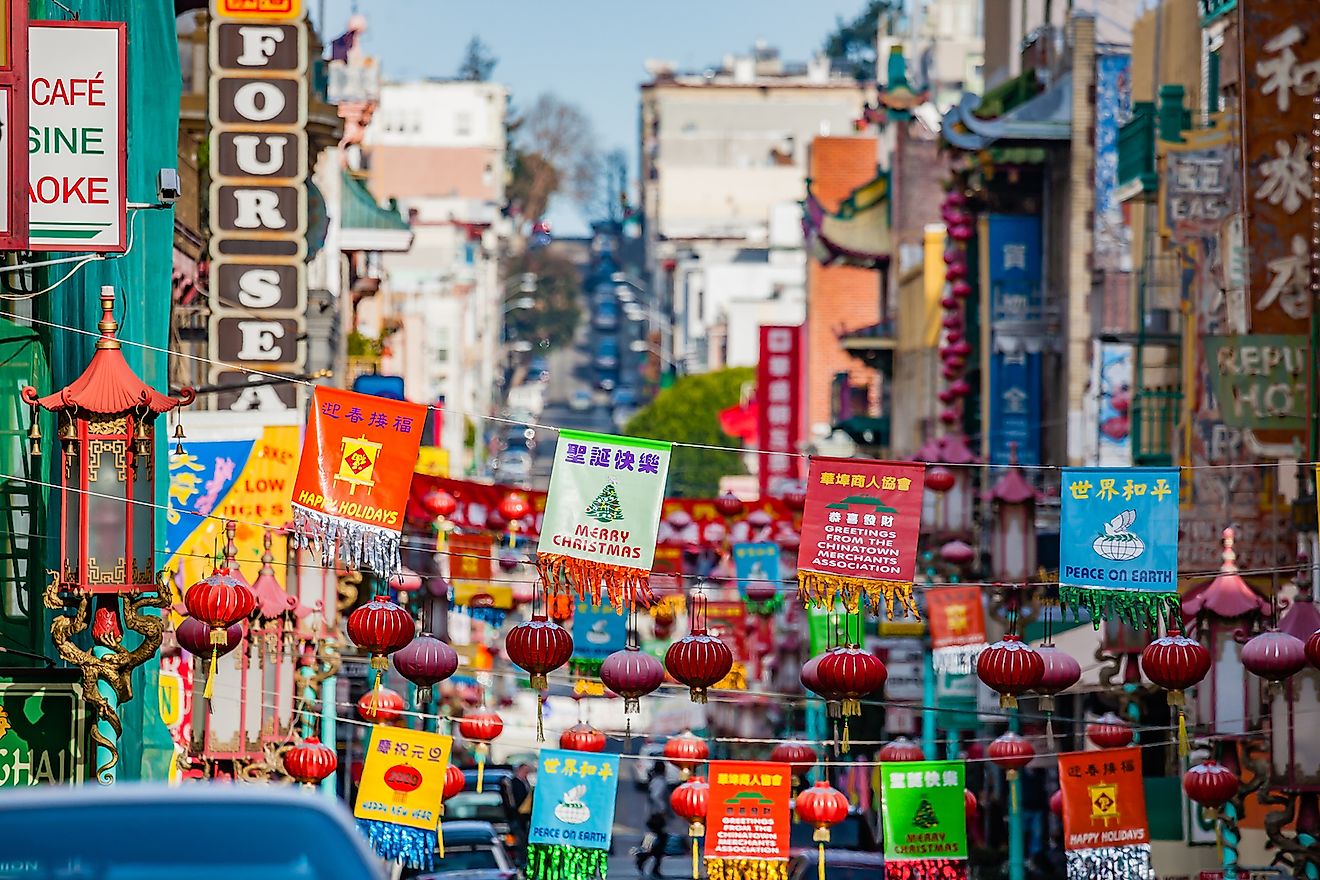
639 44 870 372
363 80 510 474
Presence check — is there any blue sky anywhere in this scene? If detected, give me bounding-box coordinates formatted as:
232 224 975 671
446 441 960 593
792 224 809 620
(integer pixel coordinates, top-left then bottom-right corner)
321 0 868 233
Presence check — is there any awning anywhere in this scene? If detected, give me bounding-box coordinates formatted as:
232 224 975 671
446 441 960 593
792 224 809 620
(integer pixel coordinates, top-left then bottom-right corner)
803 173 892 269
339 170 414 252
941 72 1073 151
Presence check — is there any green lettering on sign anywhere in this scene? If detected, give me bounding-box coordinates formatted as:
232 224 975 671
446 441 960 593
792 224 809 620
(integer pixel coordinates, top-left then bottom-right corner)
0 675 88 786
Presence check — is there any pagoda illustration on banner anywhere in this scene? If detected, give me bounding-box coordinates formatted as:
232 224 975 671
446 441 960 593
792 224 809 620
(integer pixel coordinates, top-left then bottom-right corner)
585 483 623 523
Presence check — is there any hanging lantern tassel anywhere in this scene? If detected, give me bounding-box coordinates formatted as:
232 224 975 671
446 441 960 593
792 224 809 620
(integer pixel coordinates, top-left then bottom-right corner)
476 742 488 793
1008 769 1019 812
204 626 229 700
508 519 518 549
841 720 851 754
814 828 831 880
537 695 545 743
690 821 704 880
438 807 446 858
370 655 389 712
1041 695 1056 750
1171 690 1189 757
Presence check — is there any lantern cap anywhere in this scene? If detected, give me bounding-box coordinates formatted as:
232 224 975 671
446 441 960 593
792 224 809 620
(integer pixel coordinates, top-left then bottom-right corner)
1181 528 1271 623
914 432 978 465
23 287 194 416
252 525 301 620
989 445 1035 505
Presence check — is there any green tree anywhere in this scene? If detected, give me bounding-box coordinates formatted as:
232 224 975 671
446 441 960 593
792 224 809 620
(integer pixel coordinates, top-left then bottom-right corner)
585 483 623 523
457 36 497 81
912 798 939 829
624 368 753 497
823 0 900 83
506 94 597 224
503 249 581 351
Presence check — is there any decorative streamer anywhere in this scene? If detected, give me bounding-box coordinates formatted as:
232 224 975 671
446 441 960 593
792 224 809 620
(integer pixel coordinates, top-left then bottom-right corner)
353 725 453 868
926 587 988 674
526 749 620 880
796 459 925 618
536 430 672 611
1064 844 1154 880
883 860 969 880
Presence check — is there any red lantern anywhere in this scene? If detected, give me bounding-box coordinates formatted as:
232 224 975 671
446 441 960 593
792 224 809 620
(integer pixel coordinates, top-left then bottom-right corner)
795 779 849 842
976 634 1044 708
964 789 978 820
600 645 665 713
422 488 457 519
283 736 338 786
1307 629 1320 669
185 567 256 698
744 580 777 604
878 737 925 763
665 627 734 703
1183 760 1239 809
715 491 745 518
815 646 887 718
664 730 710 778
459 707 504 792
485 507 508 531
357 687 406 724
951 280 973 299
499 491 531 522
1086 712 1133 749
1142 629 1211 750
392 632 458 705
988 731 1035 780
671 774 711 878
945 261 967 281
1240 629 1308 682
926 467 956 493
505 615 574 691
1034 646 1082 713
949 223 974 242
783 486 808 511
939 408 960 426
770 740 817 777
1049 789 1063 817
175 617 242 658
800 654 825 697
444 763 466 801
346 595 415 694
560 722 608 752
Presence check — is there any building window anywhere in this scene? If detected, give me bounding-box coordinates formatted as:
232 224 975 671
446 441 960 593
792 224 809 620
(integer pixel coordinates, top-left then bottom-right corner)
455 112 473 137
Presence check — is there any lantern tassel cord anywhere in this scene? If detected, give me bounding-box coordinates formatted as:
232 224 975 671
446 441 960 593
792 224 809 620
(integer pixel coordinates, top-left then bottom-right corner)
692 839 700 880
477 747 486 793
204 646 217 699
538 697 545 743
1177 710 1188 758
796 572 918 620
1009 771 1019 812
817 844 825 880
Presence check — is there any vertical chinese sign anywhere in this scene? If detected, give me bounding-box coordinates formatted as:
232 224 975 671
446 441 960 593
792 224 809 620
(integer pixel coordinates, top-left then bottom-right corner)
208 0 309 411
0 0 25 249
1058 747 1151 880
705 760 791 880
984 215 1043 466
797 458 925 617
757 325 804 498
28 22 125 251
527 748 621 880
354 725 453 867
1239 0 1315 453
880 760 968 880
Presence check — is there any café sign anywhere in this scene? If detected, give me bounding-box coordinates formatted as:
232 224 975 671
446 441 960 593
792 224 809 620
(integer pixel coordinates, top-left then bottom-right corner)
0 672 88 786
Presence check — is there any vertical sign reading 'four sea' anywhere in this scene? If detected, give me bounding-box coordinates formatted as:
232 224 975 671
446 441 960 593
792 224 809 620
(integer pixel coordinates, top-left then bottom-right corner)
208 0 309 411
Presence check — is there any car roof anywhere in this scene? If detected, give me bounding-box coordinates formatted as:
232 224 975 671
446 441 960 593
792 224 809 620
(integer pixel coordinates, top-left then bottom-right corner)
441 820 501 843
789 849 885 866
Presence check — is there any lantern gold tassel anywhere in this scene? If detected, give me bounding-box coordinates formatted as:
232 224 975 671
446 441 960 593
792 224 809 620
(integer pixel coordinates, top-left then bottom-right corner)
204 645 218 699
841 720 850 753
1177 709 1188 758
537 697 544 743
370 656 388 712
476 743 488 792
438 821 445 859
818 843 826 880
692 839 699 880
1008 769 1019 812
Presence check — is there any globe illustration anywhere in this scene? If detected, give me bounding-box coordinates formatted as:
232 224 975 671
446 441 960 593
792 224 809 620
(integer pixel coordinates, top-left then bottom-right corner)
1092 532 1144 561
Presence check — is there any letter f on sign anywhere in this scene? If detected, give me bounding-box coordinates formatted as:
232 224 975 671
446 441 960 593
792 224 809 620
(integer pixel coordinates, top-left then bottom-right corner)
237 26 286 66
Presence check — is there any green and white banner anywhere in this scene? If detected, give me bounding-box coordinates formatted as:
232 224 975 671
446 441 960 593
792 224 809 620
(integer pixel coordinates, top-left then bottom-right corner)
536 430 671 610
880 760 968 863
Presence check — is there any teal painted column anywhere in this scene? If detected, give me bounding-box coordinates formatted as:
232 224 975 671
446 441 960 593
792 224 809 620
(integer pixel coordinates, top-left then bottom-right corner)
1220 802 1239 880
1008 711 1023 880
320 675 337 796
93 646 118 784
921 648 937 759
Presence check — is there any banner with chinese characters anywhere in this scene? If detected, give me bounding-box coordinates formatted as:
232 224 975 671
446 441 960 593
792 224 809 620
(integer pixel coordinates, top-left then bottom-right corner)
756 325 804 498
1059 747 1151 880
925 587 987 675
291 387 426 579
797 459 925 618
733 542 782 613
1058 467 1180 625
354 725 453 868
705 760 792 880
569 600 628 679
880 760 968 880
985 215 1044 466
527 748 620 880
537 430 672 610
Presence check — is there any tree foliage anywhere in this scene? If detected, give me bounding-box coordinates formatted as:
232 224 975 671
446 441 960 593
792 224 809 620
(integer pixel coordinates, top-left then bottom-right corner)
823 0 899 82
458 36 497 81
502 248 581 351
507 93 597 223
624 368 754 498
587 147 630 225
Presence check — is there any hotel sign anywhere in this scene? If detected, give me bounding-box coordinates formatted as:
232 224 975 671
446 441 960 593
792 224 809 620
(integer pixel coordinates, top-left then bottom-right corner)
208 1 308 410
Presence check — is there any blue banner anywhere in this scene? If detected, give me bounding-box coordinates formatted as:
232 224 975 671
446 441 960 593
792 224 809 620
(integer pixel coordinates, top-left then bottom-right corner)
529 749 620 850
986 215 1043 465
570 601 627 662
1059 467 1180 622
732 542 780 593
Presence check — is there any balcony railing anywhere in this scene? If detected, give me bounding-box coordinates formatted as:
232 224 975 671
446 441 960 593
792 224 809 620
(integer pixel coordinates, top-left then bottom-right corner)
1198 0 1236 25
1131 387 1181 467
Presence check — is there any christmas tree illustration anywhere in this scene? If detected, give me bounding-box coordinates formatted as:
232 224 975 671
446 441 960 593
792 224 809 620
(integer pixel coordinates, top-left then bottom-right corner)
912 798 939 829
585 483 624 523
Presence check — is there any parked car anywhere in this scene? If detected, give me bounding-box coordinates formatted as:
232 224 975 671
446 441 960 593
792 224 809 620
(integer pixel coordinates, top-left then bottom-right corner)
569 388 594 411
787 848 885 880
593 337 620 370
611 384 639 408
1 784 383 880
492 449 533 482
395 820 519 880
789 809 881 852
593 298 619 331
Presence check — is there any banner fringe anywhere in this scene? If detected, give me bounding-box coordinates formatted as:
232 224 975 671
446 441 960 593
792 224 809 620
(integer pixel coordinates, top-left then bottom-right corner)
796 571 919 619
292 503 402 580
931 645 986 675
356 819 436 869
526 843 609 880
1058 584 1178 629
536 554 654 612
706 857 788 880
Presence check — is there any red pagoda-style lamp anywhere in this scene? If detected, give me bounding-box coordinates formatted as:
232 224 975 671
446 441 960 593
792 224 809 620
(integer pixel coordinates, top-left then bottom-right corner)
989 444 1036 583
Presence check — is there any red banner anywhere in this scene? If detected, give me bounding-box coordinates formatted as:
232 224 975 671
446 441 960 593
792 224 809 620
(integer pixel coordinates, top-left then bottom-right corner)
291 387 426 577
926 587 987 651
757 325 804 498
797 458 925 617
1058 747 1149 850
705 760 791 864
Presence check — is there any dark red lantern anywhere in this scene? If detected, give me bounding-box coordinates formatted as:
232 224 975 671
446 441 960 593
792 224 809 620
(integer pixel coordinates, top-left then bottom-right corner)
560 722 607 753
815 646 887 718
1240 629 1308 682
1183 760 1239 809
795 779 849 842
925 467 956 493
715 491 745 518
392 632 458 705
976 634 1044 708
600 645 665 713
1086 712 1133 749
1142 629 1211 749
1034 646 1082 713
964 789 978 820
444 763 466 801
939 408 960 425
175 616 242 658
1307 629 1320 669
664 730 709 778
800 654 825 696
346 594 416 693
951 280 972 299
988 731 1035 780
422 488 457 519
357 687 406 724
783 486 807 512
505 615 574 690
770 740 817 777
949 223 974 242
1049 789 1063 817
878 737 925 763
283 736 338 786
945 261 967 281
665 627 734 704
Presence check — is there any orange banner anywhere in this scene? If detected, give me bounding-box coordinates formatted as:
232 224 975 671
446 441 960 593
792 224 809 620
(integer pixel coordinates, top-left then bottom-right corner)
705 760 791 863
291 387 426 577
926 587 987 651
1058 747 1149 850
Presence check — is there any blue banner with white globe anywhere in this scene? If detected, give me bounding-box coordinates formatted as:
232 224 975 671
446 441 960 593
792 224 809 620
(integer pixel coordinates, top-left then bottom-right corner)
526 749 620 880
1058 467 1180 626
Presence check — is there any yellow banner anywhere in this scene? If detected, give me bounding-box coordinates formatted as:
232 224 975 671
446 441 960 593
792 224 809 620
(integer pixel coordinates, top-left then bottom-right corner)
354 726 453 831
416 446 450 477
453 581 514 610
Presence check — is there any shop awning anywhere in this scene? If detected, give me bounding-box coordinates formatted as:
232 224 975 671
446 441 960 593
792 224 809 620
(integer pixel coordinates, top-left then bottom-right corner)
340 170 414 252
941 72 1073 151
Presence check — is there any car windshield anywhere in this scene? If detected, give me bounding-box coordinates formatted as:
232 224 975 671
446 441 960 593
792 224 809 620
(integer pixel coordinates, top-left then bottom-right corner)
400 847 499 878
791 816 863 849
1 802 374 880
446 794 506 823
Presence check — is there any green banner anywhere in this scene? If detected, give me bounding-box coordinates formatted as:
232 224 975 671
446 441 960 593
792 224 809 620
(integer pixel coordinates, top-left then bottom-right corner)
880 760 967 861
807 604 865 655
0 672 88 786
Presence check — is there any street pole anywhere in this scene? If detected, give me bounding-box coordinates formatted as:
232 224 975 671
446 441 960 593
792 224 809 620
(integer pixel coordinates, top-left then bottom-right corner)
94 645 117 784
921 647 937 760
320 675 337 796
1008 710 1024 880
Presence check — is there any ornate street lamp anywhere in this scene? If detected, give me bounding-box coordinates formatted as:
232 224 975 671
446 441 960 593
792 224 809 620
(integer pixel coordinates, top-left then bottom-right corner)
918 433 978 538
23 287 192 782
1181 528 1271 736
989 444 1036 584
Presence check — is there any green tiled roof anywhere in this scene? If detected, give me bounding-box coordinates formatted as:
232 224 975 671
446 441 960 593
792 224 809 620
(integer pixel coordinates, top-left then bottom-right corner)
341 170 409 233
